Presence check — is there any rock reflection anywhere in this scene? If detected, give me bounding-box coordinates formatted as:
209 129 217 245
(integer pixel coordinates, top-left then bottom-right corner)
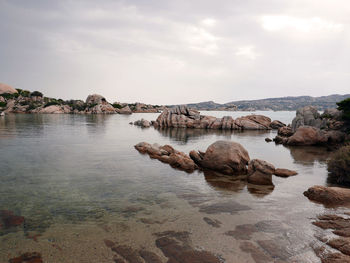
85 114 111 135
203 170 275 198
156 127 269 143
247 184 275 198
286 145 330 165
203 170 247 193
0 113 45 138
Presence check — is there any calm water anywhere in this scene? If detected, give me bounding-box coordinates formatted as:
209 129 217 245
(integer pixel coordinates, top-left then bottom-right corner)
0 111 339 262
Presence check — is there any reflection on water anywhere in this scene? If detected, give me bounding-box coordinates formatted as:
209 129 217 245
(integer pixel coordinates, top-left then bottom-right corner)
0 112 341 262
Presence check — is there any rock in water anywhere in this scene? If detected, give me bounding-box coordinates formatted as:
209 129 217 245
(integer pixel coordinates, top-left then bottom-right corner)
190 140 250 175
134 142 197 173
304 185 350 205
118 105 132 114
274 168 298 178
247 159 275 185
286 126 328 146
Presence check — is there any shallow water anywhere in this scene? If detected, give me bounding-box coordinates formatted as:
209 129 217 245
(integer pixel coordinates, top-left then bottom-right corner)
0 111 340 262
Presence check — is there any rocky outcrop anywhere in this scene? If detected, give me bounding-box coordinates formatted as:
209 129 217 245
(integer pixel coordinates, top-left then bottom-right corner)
38 105 72 114
189 140 250 175
0 83 17 94
291 106 327 132
154 106 273 130
304 185 350 205
86 94 106 105
247 159 275 185
134 142 197 172
134 119 151 128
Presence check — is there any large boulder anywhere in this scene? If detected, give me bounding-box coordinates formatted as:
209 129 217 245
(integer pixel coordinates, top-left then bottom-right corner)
134 118 151 128
291 106 327 132
247 159 275 185
189 140 250 175
286 126 328 146
86 94 107 105
0 83 18 95
277 126 294 137
304 185 350 205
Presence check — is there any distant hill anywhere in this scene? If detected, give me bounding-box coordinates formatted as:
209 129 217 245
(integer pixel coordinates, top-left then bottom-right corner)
170 94 350 111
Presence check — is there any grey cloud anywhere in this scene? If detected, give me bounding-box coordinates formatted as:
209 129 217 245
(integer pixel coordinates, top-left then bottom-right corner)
0 0 349 104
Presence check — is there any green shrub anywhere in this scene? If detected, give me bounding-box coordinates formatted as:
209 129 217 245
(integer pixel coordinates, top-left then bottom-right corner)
0 101 7 107
328 145 350 185
27 103 38 111
30 91 43 97
112 103 122 109
0 93 16 99
337 98 350 120
44 101 60 108
20 90 31 97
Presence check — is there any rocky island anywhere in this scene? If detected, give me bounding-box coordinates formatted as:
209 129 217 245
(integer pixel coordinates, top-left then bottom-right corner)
0 82 162 115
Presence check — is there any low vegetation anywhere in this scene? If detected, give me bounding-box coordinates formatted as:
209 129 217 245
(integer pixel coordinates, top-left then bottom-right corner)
328 145 350 185
112 103 122 109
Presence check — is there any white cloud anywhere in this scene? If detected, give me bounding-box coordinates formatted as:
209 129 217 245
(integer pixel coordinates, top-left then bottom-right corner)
261 15 344 33
201 18 216 27
235 46 259 60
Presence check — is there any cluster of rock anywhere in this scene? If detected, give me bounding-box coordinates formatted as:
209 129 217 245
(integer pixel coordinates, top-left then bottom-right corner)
153 106 285 130
135 140 297 187
0 83 162 115
134 142 198 172
132 119 151 128
274 106 348 146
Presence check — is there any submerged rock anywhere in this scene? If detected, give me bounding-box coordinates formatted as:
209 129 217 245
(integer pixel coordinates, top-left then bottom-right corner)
9 252 43 263
304 185 350 206
190 140 250 175
134 142 197 172
0 210 24 228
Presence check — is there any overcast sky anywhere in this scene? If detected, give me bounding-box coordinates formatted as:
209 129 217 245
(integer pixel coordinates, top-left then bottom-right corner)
0 0 349 104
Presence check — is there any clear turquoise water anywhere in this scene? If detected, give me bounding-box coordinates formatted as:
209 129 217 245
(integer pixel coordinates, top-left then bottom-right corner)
0 112 335 262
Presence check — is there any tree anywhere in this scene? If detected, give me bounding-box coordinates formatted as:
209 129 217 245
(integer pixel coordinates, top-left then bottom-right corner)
337 98 350 120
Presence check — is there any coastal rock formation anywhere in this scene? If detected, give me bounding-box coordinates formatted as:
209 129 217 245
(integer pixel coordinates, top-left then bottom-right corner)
134 142 197 172
304 185 350 205
154 106 273 130
189 140 250 175
291 106 327 132
247 159 275 185
0 83 17 94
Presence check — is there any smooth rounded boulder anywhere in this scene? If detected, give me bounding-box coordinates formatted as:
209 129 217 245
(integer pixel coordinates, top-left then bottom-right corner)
190 140 250 175
0 83 18 95
286 126 328 146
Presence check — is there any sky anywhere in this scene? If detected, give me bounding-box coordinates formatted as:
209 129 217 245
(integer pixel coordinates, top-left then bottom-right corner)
0 0 349 105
